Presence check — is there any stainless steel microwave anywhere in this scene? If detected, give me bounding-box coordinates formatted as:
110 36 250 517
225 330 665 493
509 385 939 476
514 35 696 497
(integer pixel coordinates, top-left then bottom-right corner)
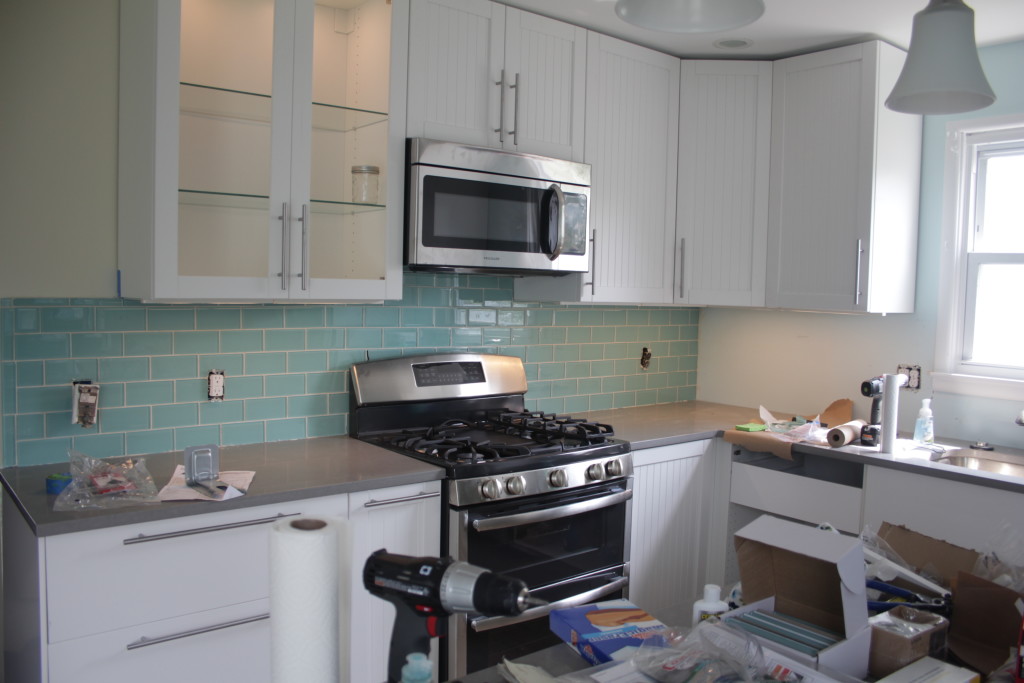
406 138 591 274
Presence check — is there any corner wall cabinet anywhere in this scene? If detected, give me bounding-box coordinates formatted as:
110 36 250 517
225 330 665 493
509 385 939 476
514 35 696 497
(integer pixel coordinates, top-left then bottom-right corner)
515 33 679 305
406 0 586 161
675 61 772 307
118 0 405 302
766 40 921 313
2 481 441 683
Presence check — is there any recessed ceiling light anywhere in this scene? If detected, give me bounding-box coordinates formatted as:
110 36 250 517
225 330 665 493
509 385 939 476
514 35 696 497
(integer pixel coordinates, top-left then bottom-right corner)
714 38 754 49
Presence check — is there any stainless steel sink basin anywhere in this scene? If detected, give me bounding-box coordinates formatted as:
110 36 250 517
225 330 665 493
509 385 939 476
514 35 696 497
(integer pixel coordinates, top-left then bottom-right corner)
932 450 1024 478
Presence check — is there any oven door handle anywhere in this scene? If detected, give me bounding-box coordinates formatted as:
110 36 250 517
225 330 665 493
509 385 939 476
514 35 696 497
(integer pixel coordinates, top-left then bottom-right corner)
470 489 632 532
469 575 629 632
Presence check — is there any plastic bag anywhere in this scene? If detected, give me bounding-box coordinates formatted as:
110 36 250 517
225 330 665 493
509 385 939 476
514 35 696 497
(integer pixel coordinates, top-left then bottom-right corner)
53 450 161 511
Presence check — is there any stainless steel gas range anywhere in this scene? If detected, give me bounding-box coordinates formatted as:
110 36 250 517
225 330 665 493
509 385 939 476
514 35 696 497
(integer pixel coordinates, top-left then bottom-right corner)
350 353 633 679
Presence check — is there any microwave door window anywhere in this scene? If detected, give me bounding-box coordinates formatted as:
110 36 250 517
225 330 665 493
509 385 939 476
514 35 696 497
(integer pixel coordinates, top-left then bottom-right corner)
423 176 542 253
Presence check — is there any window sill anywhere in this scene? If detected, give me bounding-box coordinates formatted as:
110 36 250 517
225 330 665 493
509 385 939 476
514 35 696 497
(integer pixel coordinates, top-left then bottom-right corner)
932 372 1024 401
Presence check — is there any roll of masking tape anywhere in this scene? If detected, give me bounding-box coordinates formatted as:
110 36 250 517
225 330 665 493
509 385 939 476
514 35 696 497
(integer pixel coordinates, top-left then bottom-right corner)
46 473 73 495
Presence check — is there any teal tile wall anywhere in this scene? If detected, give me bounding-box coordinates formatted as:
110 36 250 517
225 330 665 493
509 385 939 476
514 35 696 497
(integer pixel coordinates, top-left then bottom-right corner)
0 273 699 467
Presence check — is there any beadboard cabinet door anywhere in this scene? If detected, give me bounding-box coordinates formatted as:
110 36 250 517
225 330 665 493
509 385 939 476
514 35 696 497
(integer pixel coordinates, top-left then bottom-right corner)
407 0 586 160
629 441 710 626
516 33 678 304
766 41 921 313
676 61 772 307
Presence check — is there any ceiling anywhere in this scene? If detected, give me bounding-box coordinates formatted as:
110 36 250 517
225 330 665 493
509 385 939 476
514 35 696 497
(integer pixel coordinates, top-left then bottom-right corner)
491 0 1024 58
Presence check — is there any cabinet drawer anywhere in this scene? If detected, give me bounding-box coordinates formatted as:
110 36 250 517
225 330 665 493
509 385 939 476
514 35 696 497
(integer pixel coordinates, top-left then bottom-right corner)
47 600 270 683
45 495 346 643
730 462 862 533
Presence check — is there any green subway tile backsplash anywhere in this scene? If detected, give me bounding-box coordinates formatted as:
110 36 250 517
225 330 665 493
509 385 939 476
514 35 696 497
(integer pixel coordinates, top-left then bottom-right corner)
0 275 700 467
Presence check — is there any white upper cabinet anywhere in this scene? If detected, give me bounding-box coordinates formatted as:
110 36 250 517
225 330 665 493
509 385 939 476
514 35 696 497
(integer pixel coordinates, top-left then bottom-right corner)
766 41 922 313
676 60 772 307
406 0 586 160
515 33 679 305
119 0 405 302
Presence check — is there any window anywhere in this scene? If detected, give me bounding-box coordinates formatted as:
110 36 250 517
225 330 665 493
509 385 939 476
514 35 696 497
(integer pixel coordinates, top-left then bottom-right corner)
935 116 1024 400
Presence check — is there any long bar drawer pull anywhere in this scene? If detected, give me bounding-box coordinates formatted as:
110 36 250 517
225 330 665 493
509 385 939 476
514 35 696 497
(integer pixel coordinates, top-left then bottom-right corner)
472 489 632 532
363 491 441 508
126 613 269 650
123 512 300 545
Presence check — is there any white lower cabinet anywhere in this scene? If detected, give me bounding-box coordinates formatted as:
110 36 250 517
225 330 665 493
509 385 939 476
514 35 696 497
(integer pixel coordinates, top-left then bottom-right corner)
628 440 710 626
5 480 442 683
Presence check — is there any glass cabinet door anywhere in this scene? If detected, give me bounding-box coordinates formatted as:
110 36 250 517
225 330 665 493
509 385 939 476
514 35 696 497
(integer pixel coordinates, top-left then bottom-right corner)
304 0 391 297
177 0 284 295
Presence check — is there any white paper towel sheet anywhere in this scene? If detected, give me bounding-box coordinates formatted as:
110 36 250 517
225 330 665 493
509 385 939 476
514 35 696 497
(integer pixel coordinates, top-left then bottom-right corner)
270 515 349 683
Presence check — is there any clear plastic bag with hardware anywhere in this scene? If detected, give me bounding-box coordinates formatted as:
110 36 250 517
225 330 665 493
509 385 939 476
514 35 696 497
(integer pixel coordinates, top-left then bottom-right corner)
53 450 161 511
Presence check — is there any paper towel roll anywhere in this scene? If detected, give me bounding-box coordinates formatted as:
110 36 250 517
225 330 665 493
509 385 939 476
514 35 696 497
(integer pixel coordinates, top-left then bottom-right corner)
826 419 867 447
880 373 908 454
270 515 349 683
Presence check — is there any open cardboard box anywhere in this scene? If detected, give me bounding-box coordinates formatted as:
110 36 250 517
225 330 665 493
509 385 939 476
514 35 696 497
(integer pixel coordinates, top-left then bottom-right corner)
728 514 871 678
875 522 1024 677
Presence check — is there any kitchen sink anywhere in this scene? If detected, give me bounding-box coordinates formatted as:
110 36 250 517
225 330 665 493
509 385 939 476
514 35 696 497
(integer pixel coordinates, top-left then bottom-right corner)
932 449 1024 479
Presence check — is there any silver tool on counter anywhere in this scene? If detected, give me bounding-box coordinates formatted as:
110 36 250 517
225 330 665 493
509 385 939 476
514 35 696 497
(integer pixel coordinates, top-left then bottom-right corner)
184 444 235 499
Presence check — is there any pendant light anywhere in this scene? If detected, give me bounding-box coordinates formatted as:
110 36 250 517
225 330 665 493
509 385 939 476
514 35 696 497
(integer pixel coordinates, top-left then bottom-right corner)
614 0 765 34
886 0 996 115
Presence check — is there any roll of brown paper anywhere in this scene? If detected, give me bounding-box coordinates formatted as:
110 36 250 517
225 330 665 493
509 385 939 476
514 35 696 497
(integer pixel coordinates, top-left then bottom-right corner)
827 419 867 447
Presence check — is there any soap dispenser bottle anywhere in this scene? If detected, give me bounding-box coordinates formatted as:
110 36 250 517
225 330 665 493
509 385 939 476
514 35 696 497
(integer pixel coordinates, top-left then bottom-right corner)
692 584 729 625
913 398 934 444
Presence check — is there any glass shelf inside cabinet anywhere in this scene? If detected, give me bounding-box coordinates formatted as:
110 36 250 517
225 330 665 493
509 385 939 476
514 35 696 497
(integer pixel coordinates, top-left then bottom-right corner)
310 199 386 215
178 190 269 209
311 101 388 133
180 82 272 123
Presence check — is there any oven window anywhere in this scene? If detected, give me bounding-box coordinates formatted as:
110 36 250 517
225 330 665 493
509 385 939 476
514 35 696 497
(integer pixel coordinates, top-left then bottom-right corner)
422 176 586 255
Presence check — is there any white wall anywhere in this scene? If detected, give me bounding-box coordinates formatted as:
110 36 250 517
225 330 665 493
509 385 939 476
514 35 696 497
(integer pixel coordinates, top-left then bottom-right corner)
698 40 1024 450
0 0 119 297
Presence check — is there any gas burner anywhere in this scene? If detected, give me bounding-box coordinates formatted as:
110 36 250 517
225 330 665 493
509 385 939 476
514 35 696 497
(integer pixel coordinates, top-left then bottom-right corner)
487 411 615 446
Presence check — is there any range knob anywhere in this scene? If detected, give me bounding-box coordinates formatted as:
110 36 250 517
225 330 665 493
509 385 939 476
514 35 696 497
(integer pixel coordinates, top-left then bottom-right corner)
505 476 526 496
586 463 606 481
480 479 501 500
605 459 623 478
548 469 568 488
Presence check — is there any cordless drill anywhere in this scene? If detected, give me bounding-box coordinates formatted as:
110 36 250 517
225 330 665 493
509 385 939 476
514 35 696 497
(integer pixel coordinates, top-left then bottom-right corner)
363 549 541 682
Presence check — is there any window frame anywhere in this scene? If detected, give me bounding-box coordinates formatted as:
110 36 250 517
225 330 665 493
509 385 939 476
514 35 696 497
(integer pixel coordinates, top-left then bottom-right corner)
934 114 1024 401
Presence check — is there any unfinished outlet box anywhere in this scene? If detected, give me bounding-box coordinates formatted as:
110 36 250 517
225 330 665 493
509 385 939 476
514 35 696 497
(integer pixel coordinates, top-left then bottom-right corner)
640 347 652 370
897 364 921 391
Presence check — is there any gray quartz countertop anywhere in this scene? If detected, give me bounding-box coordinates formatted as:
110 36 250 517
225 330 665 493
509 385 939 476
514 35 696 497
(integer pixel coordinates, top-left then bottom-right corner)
1 436 444 537
586 401 756 449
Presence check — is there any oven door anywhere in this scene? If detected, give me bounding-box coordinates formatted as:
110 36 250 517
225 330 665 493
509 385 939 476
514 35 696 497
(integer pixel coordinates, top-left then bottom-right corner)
446 479 631 678
407 163 590 274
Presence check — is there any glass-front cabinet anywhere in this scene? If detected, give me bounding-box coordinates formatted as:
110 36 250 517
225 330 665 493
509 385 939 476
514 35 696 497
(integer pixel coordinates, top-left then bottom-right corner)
119 0 404 301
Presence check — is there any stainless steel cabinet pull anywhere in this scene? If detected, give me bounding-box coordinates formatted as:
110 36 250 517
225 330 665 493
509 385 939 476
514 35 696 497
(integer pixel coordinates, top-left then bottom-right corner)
854 238 863 306
678 237 686 299
123 512 299 545
548 183 565 261
584 229 597 292
470 575 629 632
300 203 310 291
472 489 632 532
508 72 520 145
126 613 269 650
277 202 289 291
363 491 441 508
494 70 506 144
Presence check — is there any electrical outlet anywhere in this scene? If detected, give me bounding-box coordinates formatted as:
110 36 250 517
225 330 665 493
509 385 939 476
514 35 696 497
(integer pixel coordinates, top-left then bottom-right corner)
208 370 225 401
897 364 922 390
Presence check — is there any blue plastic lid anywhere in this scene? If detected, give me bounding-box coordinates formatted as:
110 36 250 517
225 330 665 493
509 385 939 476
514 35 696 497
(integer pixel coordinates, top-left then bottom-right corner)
400 652 432 683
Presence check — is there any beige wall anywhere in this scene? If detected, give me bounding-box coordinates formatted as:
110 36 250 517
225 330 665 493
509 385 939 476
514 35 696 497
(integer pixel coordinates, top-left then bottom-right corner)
0 0 119 297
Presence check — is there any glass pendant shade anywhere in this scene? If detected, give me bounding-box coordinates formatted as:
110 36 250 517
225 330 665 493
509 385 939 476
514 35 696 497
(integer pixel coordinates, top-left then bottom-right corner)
614 0 765 33
886 0 996 115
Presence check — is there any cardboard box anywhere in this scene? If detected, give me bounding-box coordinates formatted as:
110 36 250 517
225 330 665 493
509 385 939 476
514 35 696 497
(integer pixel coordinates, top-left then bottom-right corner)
875 522 1024 676
728 515 871 678
876 656 980 683
869 606 949 678
548 599 667 665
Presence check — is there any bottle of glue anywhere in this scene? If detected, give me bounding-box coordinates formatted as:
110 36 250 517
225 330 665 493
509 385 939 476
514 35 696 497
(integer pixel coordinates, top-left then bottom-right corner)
692 584 729 625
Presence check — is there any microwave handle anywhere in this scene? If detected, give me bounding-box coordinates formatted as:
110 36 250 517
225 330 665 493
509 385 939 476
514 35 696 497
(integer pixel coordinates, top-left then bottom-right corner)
548 183 565 261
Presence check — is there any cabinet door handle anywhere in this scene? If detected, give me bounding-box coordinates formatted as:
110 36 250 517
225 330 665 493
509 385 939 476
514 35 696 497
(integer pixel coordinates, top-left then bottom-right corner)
122 512 300 545
494 69 506 144
300 203 310 292
277 202 289 291
363 491 441 508
126 613 270 650
854 238 863 306
584 229 596 292
508 72 520 145
678 237 686 300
